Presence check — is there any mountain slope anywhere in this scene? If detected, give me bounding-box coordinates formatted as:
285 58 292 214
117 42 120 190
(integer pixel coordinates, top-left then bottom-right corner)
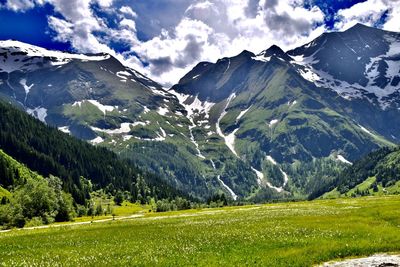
0 41 223 200
318 146 400 198
170 24 399 199
0 100 180 204
1 24 399 201
288 23 400 110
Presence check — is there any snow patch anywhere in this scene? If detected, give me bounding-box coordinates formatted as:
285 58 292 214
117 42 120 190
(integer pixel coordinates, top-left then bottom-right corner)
19 78 34 103
157 106 169 116
288 100 297 107
123 135 133 141
266 155 278 165
58 126 70 134
142 106 150 114
217 175 238 200
90 136 104 144
169 90 215 158
27 107 47 123
266 155 289 189
133 127 166 142
236 106 251 122
358 124 374 136
269 119 279 127
72 100 116 115
223 59 231 74
251 167 264 185
216 93 239 157
336 155 352 165
91 121 148 135
116 70 132 80
189 124 205 159
252 55 271 62
87 100 116 115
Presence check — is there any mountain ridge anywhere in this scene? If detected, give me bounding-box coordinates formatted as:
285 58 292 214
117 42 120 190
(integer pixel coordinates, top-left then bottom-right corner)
1 23 399 201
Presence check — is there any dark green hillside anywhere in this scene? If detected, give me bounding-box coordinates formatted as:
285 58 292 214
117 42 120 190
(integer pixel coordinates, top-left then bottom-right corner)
0 149 76 227
311 146 400 198
0 100 181 204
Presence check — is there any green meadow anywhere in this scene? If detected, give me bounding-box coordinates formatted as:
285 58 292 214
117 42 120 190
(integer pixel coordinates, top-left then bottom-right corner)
1 195 400 266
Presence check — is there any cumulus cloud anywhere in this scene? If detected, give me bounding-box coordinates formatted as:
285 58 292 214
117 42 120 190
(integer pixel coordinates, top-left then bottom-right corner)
94 0 113 8
1 0 39 12
334 0 400 32
119 6 137 18
45 0 117 54
120 18 136 31
126 0 326 85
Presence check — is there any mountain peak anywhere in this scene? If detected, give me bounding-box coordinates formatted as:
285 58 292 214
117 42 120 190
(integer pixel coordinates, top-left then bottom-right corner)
266 44 284 53
350 23 368 29
237 50 256 58
344 23 382 34
259 44 292 61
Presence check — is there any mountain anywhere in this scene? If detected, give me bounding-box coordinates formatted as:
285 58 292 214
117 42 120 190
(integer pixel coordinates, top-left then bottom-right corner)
1 24 399 201
170 24 399 198
0 100 181 204
0 40 240 200
288 23 400 110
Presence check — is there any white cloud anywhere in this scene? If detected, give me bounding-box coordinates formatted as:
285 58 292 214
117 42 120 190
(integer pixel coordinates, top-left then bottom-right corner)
119 0 327 85
2 0 37 11
46 0 115 54
334 0 400 32
47 16 74 42
95 0 113 8
119 6 137 18
120 18 136 31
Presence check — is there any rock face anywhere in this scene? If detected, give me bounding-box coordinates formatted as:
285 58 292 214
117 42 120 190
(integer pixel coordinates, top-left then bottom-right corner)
320 254 400 267
288 23 400 109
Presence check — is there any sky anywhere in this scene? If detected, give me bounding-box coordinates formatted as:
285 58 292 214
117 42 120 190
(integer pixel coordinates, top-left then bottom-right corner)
0 0 399 86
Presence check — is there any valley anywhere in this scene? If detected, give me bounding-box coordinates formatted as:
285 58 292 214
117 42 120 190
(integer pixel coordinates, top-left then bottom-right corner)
1 195 400 266
1 23 400 232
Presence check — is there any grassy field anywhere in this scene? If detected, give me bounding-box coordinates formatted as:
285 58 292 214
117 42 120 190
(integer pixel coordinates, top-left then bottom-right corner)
1 196 400 266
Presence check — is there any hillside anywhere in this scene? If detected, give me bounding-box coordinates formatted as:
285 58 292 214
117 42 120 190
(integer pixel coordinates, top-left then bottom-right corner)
0 100 181 204
319 146 400 198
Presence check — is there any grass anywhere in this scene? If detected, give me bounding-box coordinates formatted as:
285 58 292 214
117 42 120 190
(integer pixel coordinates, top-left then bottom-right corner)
323 177 400 199
1 195 400 266
0 186 11 199
72 196 150 223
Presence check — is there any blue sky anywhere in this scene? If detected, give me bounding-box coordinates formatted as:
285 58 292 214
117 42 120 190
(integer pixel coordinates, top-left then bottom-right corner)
0 0 398 85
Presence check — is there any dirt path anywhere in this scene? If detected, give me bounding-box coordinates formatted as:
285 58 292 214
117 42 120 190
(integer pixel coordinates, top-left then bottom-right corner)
319 254 400 266
0 209 229 233
0 214 144 233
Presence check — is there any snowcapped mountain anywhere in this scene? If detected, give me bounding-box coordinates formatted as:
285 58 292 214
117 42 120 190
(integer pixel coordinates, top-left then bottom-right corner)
0 24 399 201
0 40 255 200
0 40 110 73
170 24 400 199
288 23 400 109
0 40 172 137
